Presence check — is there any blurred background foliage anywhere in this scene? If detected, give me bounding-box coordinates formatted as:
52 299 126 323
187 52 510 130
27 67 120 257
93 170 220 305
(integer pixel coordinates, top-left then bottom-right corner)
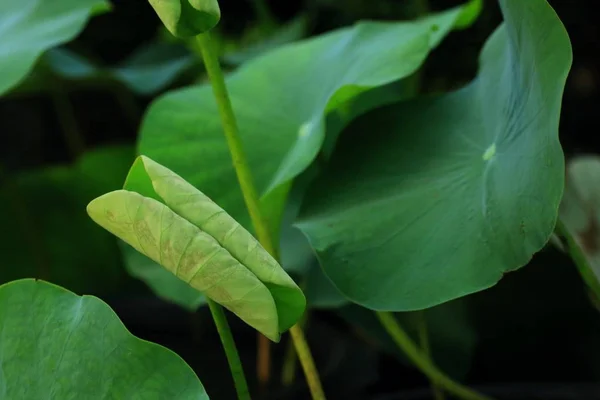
1 0 600 399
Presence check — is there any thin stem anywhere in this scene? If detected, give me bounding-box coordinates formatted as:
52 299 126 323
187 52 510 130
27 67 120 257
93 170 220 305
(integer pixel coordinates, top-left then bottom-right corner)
281 333 298 386
50 85 85 159
282 307 309 386
197 31 326 400
415 311 445 400
376 312 493 400
207 299 251 400
257 334 271 391
196 32 277 257
289 325 326 400
554 218 600 301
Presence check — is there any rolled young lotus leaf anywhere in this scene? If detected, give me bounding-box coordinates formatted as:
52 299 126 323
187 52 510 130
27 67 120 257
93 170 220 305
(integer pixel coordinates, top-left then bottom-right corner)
87 156 306 342
148 0 220 38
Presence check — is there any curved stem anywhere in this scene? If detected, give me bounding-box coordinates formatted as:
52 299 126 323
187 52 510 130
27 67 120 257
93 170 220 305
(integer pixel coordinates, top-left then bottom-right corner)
197 31 326 400
415 311 445 400
554 218 600 301
196 32 277 257
376 311 493 400
50 84 85 159
289 324 326 400
207 299 251 400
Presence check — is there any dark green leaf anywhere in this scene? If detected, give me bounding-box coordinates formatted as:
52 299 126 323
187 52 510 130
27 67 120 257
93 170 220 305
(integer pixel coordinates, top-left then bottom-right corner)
297 0 572 310
0 145 134 294
0 279 208 399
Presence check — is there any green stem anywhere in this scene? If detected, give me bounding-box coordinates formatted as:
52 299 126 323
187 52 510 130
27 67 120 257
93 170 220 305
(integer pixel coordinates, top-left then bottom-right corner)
196 32 276 257
554 218 600 301
282 307 309 386
207 299 251 400
289 324 326 400
281 333 298 386
50 85 85 159
197 31 326 400
415 311 445 400
376 312 493 400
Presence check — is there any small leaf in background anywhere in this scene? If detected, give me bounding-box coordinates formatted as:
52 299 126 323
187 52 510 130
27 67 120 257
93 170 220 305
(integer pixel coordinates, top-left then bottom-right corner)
111 42 196 95
297 0 573 311
0 279 208 399
42 43 196 96
87 156 305 341
0 0 108 96
148 0 221 38
138 1 480 241
0 145 135 295
560 156 600 284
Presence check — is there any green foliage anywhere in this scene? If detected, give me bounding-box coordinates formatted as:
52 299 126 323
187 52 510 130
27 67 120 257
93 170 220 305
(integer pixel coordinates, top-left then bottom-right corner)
0 0 107 96
87 156 305 341
45 43 196 95
297 0 573 311
0 279 208 399
148 0 221 38
138 0 478 240
0 146 134 294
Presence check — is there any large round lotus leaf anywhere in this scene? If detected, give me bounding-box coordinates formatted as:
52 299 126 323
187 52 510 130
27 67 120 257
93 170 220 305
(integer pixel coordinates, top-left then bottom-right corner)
297 0 572 311
0 0 107 96
0 279 208 399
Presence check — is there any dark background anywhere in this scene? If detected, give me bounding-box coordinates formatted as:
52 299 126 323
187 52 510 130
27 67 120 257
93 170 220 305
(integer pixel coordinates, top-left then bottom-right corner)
2 0 600 399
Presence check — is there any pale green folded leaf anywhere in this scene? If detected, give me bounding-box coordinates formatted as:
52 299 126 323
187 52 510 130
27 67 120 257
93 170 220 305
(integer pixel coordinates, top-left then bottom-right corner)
87 156 305 341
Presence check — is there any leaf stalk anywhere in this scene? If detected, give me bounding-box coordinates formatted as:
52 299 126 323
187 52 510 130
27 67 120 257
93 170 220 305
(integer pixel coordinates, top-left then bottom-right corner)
196 31 326 400
207 298 251 400
376 311 493 400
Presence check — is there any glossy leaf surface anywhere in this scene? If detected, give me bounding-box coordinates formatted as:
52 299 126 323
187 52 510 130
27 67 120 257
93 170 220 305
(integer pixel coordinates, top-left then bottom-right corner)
297 0 573 310
138 1 480 235
87 156 305 341
0 279 208 399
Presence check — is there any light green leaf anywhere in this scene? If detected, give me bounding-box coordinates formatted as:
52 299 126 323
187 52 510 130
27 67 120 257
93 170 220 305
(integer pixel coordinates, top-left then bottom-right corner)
121 241 206 310
297 0 572 311
139 1 480 236
87 156 305 341
0 0 107 96
0 278 208 399
148 0 220 38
